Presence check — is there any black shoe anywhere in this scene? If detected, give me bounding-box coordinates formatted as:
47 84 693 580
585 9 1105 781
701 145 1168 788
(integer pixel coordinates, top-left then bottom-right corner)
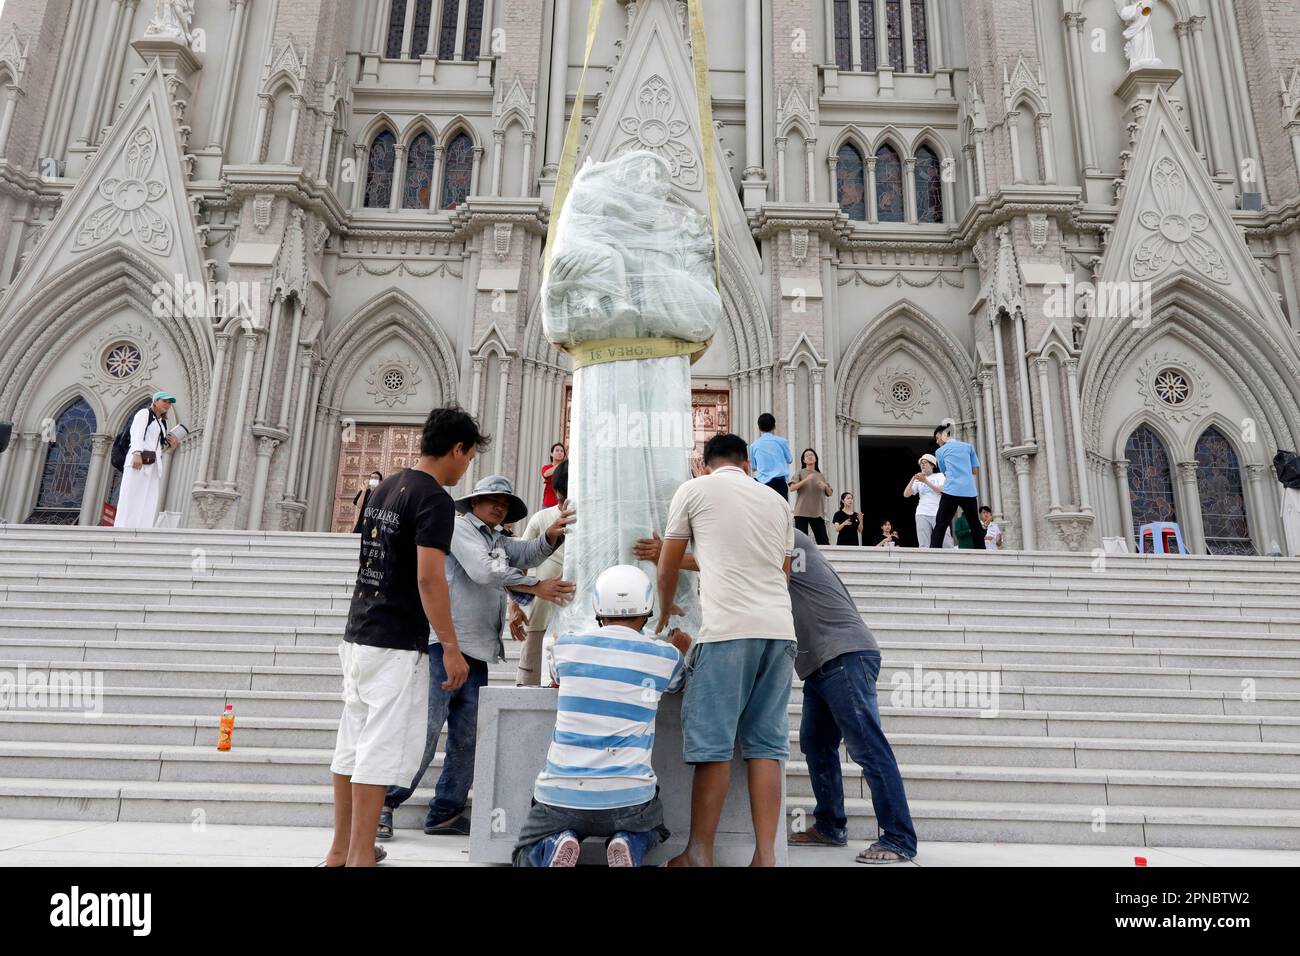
424 813 471 836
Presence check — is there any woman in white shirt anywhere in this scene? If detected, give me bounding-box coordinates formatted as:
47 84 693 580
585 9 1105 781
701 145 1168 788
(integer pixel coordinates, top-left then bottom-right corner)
903 453 953 549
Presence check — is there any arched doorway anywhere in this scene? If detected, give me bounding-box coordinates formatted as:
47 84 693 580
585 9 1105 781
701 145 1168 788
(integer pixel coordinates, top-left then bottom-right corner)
27 398 96 525
1124 423 1178 541
1194 426 1253 555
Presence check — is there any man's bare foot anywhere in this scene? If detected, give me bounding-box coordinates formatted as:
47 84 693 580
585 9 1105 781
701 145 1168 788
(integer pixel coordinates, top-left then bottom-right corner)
666 847 711 867
855 842 909 864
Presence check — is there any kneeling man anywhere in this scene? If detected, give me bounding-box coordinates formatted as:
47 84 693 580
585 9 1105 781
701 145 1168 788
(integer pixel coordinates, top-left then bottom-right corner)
514 565 691 867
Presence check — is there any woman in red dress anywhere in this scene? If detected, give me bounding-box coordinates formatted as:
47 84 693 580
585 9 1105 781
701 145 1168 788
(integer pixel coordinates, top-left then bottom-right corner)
541 443 566 507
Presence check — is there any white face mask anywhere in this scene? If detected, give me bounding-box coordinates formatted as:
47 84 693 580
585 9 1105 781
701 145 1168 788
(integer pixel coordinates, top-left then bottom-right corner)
368 478 380 489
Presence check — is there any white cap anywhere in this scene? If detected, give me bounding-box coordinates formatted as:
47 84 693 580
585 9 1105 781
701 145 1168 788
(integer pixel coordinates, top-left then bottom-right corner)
592 565 654 618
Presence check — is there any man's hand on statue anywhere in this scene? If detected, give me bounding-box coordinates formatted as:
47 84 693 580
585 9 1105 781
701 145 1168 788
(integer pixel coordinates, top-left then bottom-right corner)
546 505 576 545
632 532 662 564
666 628 693 655
535 577 576 605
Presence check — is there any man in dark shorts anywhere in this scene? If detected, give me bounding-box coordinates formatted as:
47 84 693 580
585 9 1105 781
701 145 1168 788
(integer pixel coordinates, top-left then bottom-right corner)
324 406 488 867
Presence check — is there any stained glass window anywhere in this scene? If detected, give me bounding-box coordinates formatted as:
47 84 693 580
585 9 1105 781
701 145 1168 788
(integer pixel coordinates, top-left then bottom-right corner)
464 0 486 59
832 0 851 70
915 143 943 223
884 0 904 70
438 0 460 60
858 1 878 72
384 0 408 59
911 0 930 72
875 144 904 223
836 143 866 220
1125 424 1178 541
441 132 474 209
1195 427 1254 555
28 398 97 525
410 0 433 58
403 132 436 208
364 130 397 208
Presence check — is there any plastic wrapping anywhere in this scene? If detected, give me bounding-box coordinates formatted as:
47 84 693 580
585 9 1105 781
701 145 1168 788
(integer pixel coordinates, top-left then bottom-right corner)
541 151 722 639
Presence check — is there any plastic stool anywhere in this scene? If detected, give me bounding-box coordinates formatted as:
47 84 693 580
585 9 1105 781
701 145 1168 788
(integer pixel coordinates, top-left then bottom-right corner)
1138 521 1187 555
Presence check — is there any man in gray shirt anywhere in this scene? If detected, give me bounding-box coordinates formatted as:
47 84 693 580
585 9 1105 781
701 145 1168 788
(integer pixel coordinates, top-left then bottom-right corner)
634 527 916 863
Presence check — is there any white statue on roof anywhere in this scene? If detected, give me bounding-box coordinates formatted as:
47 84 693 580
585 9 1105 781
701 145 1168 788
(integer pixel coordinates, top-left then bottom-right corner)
1114 2 1163 72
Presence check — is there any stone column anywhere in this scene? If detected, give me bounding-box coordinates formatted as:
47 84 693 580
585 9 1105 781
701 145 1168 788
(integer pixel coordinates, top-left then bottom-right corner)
990 316 1013 447
1113 459 1134 549
352 144 369 210
520 130 535 196
1063 358 1091 511
1007 110 1024 183
252 94 272 162
866 156 878 222
491 128 505 196
319 121 337 183
973 376 991 504
1011 453 1035 551
775 136 787 201
1062 11 1097 172
246 436 280 531
284 350 314 500
973 132 987 197
389 144 408 212
805 138 818 202
903 157 917 222
0 87 20 158
4 434 40 522
1034 358 1061 512
543 0 572 176
224 332 260 486
471 145 486 196
282 94 303 165
78 0 125 146
195 333 231 485
981 376 1004 518
1012 310 1035 445
429 144 445 213
825 154 838 209
1243 463 1278 555
254 295 284 424
79 435 113 525
493 358 510 474
1188 17 1226 176
210 0 252 150
277 302 305 429
743 0 763 181
1289 122 1300 196
811 369 825 464
1035 114 1055 184
1176 461 1206 554
785 368 798 456
1174 21 1206 159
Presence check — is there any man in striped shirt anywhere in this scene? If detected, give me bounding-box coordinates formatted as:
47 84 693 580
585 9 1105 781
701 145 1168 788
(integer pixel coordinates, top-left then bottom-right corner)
513 565 692 867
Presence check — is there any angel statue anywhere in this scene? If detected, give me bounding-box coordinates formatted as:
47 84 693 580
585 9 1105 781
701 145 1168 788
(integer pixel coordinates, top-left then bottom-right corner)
1114 1 1163 71
145 0 196 47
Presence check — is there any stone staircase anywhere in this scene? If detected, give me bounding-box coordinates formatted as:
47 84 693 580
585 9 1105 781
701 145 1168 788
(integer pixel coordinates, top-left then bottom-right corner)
2 523 1300 848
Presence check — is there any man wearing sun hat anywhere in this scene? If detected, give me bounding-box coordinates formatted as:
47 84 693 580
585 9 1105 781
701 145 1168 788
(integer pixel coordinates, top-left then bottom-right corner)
379 474 575 839
113 391 178 529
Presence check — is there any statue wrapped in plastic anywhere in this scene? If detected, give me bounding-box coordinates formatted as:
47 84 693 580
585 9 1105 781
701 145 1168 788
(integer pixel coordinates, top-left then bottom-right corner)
542 150 722 640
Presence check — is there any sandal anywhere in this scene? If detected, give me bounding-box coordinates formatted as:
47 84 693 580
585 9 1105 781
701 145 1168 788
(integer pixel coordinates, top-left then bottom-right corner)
854 842 910 864
319 844 388 867
376 807 394 841
789 828 847 847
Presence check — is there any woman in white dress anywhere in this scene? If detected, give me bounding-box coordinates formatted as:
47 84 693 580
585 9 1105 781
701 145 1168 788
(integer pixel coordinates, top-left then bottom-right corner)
904 453 954 549
114 391 178 529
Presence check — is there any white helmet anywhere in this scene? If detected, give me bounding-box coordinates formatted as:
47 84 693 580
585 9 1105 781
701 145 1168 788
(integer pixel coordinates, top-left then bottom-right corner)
592 565 654 619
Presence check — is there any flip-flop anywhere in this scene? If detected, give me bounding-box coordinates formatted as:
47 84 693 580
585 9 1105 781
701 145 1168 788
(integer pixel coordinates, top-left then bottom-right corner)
319 844 387 867
854 842 909 864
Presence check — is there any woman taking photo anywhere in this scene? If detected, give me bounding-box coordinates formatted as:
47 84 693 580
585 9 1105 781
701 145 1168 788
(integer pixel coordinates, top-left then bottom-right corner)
351 471 383 534
832 492 863 546
790 447 832 544
903 453 953 548
541 443 565 507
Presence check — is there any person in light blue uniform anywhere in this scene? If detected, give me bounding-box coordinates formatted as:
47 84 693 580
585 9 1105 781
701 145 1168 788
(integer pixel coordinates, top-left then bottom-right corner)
929 423 985 550
513 565 693 867
749 412 794 499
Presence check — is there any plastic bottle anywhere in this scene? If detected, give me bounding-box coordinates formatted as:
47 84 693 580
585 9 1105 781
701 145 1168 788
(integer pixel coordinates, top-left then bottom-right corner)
217 704 234 751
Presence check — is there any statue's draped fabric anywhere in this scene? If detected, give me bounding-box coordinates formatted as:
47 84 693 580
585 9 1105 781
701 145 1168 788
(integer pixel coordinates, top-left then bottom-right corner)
542 151 722 636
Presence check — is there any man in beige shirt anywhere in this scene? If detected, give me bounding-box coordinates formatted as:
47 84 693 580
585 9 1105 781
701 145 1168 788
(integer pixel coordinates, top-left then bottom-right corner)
509 461 569 685
656 433 796 867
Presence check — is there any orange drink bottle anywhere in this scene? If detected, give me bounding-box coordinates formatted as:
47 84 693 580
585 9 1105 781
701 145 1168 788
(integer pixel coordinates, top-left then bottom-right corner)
217 704 234 751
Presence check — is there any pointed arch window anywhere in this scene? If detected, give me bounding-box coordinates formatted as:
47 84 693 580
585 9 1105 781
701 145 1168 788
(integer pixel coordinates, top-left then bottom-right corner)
858 1 878 72
915 143 943 223
1125 424 1178 540
464 0 486 59
403 132 437 209
874 144 904 223
441 132 474 209
910 0 930 72
438 0 460 59
384 0 408 58
836 143 866 220
884 0 904 70
28 398 97 525
832 0 852 70
410 0 434 59
1195 427 1254 555
364 130 398 208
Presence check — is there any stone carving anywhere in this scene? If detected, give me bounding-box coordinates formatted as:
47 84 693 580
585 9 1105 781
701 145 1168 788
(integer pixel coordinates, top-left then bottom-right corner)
1114 1 1163 71
1135 352 1210 424
873 367 932 421
1048 512 1095 552
494 222 513 261
80 324 160 396
193 491 235 529
1029 215 1048 252
614 74 701 191
73 126 173 255
366 353 422 408
790 229 809 266
1131 156 1229 284
144 0 196 47
253 194 273 233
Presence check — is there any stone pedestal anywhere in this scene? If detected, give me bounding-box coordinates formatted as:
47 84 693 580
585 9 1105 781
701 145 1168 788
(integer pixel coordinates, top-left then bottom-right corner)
469 686 789 866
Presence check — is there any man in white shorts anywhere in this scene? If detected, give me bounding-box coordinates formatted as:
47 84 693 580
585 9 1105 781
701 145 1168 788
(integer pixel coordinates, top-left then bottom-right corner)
325 406 485 867
904 454 954 548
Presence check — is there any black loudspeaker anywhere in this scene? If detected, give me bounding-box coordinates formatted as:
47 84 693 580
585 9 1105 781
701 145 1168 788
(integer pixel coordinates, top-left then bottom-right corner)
0 422 11 454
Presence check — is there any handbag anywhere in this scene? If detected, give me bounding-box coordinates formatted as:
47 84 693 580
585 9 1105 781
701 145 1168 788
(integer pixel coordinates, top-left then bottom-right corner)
139 450 157 465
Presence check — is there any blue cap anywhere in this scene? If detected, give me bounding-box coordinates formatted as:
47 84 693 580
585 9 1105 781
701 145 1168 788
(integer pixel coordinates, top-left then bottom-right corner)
151 391 177 403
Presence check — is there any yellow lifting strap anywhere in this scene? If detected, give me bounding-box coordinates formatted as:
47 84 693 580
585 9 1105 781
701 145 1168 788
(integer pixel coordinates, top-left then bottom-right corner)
542 0 723 291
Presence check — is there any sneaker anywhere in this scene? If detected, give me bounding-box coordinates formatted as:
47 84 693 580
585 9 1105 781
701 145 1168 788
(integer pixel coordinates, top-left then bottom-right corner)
606 831 643 867
376 807 394 841
546 830 581 867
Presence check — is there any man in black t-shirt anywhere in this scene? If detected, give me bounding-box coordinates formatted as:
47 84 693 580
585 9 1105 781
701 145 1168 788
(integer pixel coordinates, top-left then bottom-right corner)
325 406 489 867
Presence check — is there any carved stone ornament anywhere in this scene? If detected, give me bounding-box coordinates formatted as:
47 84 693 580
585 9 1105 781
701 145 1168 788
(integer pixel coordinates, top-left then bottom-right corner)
73 126 173 255
367 353 422 408
873 367 932 421
1131 156 1230 285
80 324 161 397
791 229 809 266
614 74 701 191
493 222 513 261
1135 352 1211 424
253 194 274 234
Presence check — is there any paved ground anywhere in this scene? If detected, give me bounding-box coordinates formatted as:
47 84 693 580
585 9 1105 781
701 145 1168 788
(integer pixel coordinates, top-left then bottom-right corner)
2 819 1299 867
